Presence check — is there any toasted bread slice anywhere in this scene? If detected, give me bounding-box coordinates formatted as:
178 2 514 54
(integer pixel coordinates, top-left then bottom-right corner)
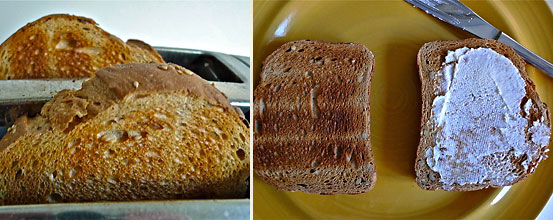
253 40 376 194
416 38 551 191
0 14 164 79
0 63 249 204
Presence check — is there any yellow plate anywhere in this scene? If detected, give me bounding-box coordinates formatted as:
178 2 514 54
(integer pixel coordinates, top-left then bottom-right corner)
253 0 553 219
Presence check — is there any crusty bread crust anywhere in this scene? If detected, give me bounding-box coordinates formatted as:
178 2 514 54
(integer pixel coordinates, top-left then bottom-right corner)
0 14 164 79
254 40 376 194
416 38 551 191
0 63 249 204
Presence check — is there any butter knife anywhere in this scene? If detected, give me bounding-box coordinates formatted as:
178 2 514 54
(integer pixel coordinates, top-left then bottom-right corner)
405 0 553 78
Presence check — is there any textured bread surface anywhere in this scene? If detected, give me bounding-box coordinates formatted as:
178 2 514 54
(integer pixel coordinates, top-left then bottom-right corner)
416 38 551 191
0 14 164 79
253 40 376 194
0 63 249 204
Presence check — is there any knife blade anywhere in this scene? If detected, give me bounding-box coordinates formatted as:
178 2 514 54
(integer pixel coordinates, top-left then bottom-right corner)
405 0 553 77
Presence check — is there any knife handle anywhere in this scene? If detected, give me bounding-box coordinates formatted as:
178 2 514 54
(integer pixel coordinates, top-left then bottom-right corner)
498 33 553 78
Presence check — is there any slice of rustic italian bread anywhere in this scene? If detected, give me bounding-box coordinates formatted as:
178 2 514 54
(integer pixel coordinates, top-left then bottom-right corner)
254 40 376 194
0 63 249 204
0 14 164 79
416 38 551 191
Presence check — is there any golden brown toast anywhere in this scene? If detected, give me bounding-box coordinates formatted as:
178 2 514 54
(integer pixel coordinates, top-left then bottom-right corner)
0 63 249 204
0 14 164 79
254 40 376 194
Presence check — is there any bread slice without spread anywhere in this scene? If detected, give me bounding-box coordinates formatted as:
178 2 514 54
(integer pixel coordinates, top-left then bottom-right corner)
0 14 164 79
0 63 249 204
416 38 551 191
253 40 376 194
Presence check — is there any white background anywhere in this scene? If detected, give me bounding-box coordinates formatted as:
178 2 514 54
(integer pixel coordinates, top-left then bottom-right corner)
0 0 251 56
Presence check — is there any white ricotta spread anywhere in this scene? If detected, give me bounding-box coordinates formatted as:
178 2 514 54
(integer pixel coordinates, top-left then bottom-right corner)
426 47 551 188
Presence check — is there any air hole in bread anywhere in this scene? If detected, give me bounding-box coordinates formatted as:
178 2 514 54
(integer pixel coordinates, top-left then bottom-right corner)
333 146 341 159
236 149 246 160
297 184 307 187
98 130 128 143
68 139 81 148
15 169 23 180
258 98 265 116
77 18 91 24
255 120 262 135
346 150 353 162
428 173 437 181
309 85 321 119
209 131 220 141
107 176 117 184
104 149 116 158
11 160 18 168
520 96 530 117
221 133 228 140
69 166 82 178
148 121 164 130
47 193 62 203
156 113 170 121
239 133 246 142
297 48 305 52
199 149 206 158
55 38 78 50
64 116 83 133
145 151 159 158
133 94 149 99
311 157 321 167
122 159 132 166
283 67 291 72
350 157 358 169
69 147 80 154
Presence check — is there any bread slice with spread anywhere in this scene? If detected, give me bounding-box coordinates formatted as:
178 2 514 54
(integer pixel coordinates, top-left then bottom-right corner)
416 38 551 191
